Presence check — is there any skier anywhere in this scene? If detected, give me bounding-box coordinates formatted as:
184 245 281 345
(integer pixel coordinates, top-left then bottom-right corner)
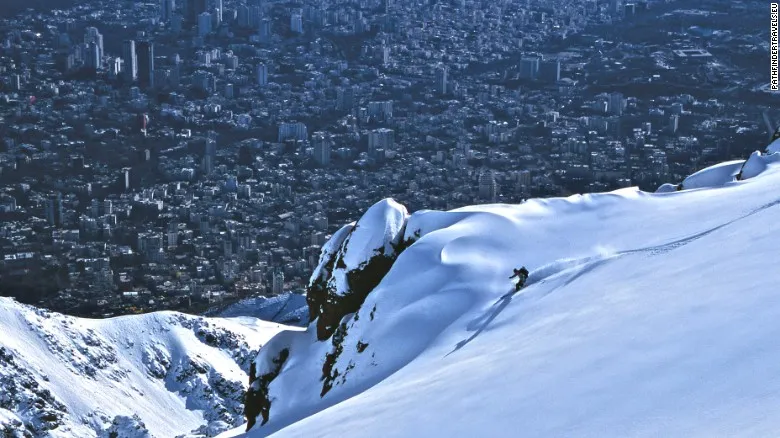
509 267 529 292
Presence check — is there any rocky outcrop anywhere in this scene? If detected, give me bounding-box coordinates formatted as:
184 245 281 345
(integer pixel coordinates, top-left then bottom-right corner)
737 150 780 181
305 223 355 340
658 139 780 192
100 415 151 438
244 199 424 431
244 348 289 430
0 347 68 435
307 199 410 340
172 314 259 370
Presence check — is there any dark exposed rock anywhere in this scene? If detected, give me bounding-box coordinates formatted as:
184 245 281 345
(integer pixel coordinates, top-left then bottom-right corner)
320 322 349 397
308 227 420 340
244 348 289 431
243 200 421 430
100 414 152 438
315 246 397 340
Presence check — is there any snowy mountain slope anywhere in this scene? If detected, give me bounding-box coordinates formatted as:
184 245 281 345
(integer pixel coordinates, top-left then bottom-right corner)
224 147 780 437
0 299 293 437
216 293 309 326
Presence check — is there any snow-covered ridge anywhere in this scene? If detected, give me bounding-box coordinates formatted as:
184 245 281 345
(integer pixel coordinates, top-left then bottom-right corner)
657 141 780 192
0 298 290 438
230 144 780 437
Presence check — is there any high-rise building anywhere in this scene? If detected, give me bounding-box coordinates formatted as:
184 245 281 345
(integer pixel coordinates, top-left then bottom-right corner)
368 101 393 119
518 170 532 187
122 40 137 82
435 65 448 95
91 198 100 218
171 14 183 33
337 86 354 111
193 70 216 92
610 0 623 15
291 13 303 33
83 27 104 60
121 168 132 191
214 0 223 22
205 137 217 157
198 12 213 36
519 57 540 80
278 122 308 142
202 155 214 175
161 0 174 21
272 271 285 295
669 114 679 134
256 63 268 86
236 5 250 27
45 193 64 226
212 7 222 28
312 132 331 166
478 170 498 203
368 128 395 157
136 41 155 89
259 18 272 41
609 92 624 116
167 222 178 248
108 57 121 77
154 68 172 90
86 42 100 71
539 58 561 83
187 0 208 22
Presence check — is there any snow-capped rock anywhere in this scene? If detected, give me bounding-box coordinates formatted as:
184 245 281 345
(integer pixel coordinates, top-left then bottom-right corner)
659 146 780 193
308 198 410 340
739 150 780 180
99 415 151 438
678 159 744 190
242 199 413 431
228 151 780 438
654 182 678 193
0 298 290 437
766 137 780 154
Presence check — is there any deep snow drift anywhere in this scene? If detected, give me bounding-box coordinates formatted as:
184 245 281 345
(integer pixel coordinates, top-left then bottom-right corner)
0 299 292 437
225 147 780 438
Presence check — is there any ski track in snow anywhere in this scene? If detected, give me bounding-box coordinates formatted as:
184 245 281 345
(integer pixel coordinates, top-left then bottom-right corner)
218 156 780 438
449 196 780 354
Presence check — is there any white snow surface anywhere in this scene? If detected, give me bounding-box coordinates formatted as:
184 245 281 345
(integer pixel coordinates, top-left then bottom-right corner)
766 137 780 154
222 156 780 438
740 150 780 180
654 182 678 193
0 300 291 437
307 223 354 290
679 159 744 190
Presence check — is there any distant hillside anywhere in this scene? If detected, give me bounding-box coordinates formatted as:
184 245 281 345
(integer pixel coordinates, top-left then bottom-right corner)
0 298 292 437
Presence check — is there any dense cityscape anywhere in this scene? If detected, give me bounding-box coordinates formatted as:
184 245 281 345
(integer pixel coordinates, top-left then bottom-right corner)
0 0 775 317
